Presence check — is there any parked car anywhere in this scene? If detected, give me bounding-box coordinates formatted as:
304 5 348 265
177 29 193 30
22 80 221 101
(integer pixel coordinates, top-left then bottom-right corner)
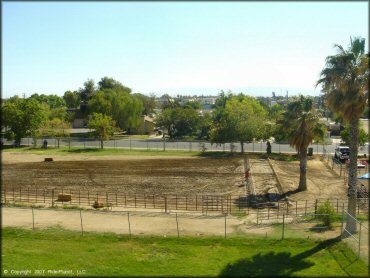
345 159 368 168
334 146 350 160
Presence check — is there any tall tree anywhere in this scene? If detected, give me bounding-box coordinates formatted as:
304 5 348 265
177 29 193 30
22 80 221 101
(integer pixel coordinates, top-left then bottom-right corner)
97 76 131 93
197 112 213 140
268 103 284 120
210 95 269 152
29 93 66 109
79 79 96 102
276 96 325 191
212 91 233 124
340 125 368 147
63 90 81 108
88 113 116 149
2 97 48 143
133 93 156 115
316 37 369 234
184 100 202 110
88 88 143 131
155 107 200 139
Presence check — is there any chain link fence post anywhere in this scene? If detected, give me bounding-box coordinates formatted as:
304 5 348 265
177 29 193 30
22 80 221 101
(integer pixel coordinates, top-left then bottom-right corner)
176 213 179 238
358 222 362 257
224 213 227 239
32 207 35 231
282 213 285 240
127 211 131 238
80 209 84 236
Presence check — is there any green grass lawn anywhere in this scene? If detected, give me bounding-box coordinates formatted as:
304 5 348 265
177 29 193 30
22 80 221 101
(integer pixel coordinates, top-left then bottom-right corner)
2 146 310 160
2 146 200 157
2 227 368 277
1 146 243 158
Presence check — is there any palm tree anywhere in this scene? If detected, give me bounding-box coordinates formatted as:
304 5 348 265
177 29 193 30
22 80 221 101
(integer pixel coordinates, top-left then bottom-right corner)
277 96 325 191
316 37 369 234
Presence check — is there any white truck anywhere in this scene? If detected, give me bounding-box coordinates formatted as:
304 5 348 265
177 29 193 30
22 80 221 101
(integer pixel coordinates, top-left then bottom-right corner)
334 146 350 160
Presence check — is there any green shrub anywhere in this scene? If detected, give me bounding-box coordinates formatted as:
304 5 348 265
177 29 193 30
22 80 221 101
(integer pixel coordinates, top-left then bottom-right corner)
317 201 335 228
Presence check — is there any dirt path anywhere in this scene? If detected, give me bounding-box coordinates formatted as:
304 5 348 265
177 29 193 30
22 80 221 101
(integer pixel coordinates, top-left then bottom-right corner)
270 157 347 200
3 207 349 241
249 159 280 198
2 207 242 237
1 152 195 164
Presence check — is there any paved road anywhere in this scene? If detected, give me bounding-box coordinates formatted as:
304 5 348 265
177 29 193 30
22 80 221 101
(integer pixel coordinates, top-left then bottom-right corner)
3 137 368 155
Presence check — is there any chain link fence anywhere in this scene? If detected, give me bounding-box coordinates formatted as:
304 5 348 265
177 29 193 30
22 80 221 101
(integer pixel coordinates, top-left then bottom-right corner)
341 209 369 263
2 137 335 155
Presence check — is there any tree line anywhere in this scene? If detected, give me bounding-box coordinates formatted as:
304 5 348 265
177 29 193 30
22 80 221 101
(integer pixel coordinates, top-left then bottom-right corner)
1 76 157 148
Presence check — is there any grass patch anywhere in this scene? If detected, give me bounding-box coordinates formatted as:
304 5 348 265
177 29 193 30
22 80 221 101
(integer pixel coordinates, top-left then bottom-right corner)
2 202 46 209
260 152 300 161
2 146 201 157
2 227 368 277
2 146 245 158
121 135 151 139
61 204 84 210
303 213 369 222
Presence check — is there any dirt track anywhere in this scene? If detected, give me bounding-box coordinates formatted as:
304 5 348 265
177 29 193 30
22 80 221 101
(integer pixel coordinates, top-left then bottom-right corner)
2 153 245 195
270 158 348 200
3 207 352 241
2 153 347 200
1 153 357 244
2 207 242 237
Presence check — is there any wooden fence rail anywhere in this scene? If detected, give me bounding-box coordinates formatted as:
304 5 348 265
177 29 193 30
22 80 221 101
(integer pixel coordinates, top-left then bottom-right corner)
1 187 368 216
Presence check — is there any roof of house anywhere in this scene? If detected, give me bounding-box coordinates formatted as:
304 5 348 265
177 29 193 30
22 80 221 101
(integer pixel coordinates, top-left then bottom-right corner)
143 115 154 123
67 108 86 119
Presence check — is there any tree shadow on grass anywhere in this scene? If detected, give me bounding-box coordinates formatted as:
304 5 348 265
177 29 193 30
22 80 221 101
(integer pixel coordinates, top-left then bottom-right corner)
197 151 242 158
219 237 341 277
308 224 335 233
61 148 103 154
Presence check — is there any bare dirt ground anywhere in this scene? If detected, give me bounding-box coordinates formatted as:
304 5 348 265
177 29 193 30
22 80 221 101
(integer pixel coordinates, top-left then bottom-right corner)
249 159 279 197
1 152 195 164
269 157 348 200
2 153 245 195
2 207 241 237
2 207 347 240
2 153 347 200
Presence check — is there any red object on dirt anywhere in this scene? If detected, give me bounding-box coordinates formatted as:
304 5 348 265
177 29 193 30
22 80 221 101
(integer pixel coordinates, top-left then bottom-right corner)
244 171 250 179
346 159 367 168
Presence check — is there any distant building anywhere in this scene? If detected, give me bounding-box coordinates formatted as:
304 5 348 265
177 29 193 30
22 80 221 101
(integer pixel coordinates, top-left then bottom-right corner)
198 96 218 106
131 115 155 135
67 110 87 128
319 118 343 136
67 103 89 128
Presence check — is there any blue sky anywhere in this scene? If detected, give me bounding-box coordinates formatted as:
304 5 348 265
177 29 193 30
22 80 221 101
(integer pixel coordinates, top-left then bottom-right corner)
3 2 368 98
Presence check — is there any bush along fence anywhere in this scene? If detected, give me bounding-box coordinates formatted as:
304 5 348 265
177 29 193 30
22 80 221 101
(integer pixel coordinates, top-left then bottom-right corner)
1 187 368 217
